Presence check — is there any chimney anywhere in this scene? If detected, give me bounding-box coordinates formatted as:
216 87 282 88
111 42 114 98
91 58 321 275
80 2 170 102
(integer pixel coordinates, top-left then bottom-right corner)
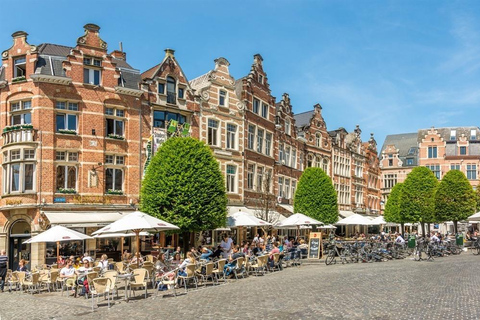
111 50 126 60
165 48 175 58
214 57 230 70
11 31 28 45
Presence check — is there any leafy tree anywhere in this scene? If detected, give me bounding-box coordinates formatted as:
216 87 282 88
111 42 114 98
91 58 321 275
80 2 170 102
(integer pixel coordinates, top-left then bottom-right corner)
140 137 227 252
383 182 406 234
435 170 476 234
476 188 480 211
293 167 338 224
399 166 438 236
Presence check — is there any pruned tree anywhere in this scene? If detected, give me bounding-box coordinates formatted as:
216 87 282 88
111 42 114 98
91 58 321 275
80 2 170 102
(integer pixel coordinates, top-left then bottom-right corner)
253 170 281 227
294 167 338 224
435 170 476 234
399 166 438 236
383 182 406 234
140 137 227 253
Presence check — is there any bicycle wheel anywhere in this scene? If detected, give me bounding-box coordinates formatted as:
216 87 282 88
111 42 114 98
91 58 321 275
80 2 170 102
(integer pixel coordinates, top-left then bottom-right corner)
325 251 335 265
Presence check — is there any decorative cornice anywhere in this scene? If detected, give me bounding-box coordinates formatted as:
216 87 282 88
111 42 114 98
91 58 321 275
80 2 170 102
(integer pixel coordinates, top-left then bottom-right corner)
0 80 7 89
30 74 72 86
114 86 143 97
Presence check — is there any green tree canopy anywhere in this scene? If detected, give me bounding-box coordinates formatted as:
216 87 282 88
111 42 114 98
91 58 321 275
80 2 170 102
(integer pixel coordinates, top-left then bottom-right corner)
399 167 438 233
384 182 404 223
435 170 476 233
140 137 227 233
293 167 338 224
476 188 480 211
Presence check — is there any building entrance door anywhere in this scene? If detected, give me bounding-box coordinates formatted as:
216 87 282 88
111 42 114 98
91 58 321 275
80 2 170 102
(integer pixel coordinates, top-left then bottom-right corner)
9 220 31 270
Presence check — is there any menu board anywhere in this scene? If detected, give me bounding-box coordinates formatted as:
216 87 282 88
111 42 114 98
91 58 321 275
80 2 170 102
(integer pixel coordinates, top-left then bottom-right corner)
308 232 322 259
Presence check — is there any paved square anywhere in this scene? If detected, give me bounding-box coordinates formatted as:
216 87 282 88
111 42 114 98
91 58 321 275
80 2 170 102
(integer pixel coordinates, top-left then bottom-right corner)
1 253 480 319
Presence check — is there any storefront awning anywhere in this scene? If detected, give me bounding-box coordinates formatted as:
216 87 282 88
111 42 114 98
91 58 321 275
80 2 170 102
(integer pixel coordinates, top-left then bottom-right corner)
339 210 355 218
279 204 294 213
41 211 132 228
227 206 287 222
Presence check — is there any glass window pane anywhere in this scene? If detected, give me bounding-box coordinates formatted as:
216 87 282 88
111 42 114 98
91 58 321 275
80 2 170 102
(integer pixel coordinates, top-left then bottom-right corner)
24 164 34 190
84 69 90 83
56 102 66 110
11 114 21 125
23 113 31 124
114 169 123 191
67 166 76 189
56 114 65 131
166 113 178 122
23 101 31 109
56 166 65 189
115 121 124 136
106 119 114 135
68 103 78 111
105 168 113 191
94 70 100 85
67 114 77 131
11 164 20 192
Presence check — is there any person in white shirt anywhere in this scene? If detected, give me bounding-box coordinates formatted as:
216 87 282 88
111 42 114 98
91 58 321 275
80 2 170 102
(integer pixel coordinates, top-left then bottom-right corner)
97 254 109 270
395 233 405 245
220 235 233 259
431 233 440 243
60 259 78 296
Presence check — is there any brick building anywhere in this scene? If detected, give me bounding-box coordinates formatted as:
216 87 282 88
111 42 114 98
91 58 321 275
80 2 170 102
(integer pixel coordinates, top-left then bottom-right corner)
0 25 143 268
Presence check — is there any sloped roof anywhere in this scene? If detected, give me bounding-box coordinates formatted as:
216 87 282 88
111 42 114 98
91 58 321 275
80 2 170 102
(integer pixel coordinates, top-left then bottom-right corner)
37 43 72 56
189 71 212 90
141 63 161 80
294 110 314 128
381 133 418 159
417 126 480 143
0 66 4 81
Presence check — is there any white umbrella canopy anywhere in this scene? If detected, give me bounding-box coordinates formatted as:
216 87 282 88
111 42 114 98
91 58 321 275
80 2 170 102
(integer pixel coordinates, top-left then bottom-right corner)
92 211 180 259
25 225 92 243
468 211 480 221
336 214 372 226
319 224 337 229
92 232 150 238
24 225 92 259
227 211 272 227
276 213 323 228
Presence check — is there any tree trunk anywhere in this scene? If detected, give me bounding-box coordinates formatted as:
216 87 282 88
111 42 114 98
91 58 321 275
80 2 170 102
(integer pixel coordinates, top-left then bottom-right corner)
421 222 426 237
182 231 191 257
400 223 404 236
427 223 431 236
453 221 458 234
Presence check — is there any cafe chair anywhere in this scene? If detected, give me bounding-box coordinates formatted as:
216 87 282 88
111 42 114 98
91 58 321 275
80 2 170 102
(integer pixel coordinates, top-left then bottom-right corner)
41 270 59 292
212 259 227 282
23 272 40 294
177 264 197 292
128 268 148 299
103 270 119 299
198 262 216 286
90 277 112 311
233 257 246 279
155 269 178 299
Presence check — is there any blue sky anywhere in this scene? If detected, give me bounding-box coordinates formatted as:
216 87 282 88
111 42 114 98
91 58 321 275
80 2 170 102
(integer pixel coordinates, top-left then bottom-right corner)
2 0 480 147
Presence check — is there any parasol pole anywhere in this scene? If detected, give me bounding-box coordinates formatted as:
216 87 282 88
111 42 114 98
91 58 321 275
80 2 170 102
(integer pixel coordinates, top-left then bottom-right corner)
57 241 60 263
135 230 141 260
120 236 124 259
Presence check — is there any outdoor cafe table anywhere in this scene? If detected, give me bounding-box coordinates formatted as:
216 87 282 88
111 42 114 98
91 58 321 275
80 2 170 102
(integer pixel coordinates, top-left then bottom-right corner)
116 273 134 302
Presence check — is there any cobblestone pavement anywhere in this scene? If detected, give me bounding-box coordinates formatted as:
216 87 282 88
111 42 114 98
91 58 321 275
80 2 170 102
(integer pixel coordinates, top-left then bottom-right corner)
2 253 480 320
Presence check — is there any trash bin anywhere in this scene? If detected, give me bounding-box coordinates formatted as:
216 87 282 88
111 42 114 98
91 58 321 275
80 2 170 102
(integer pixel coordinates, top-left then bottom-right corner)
456 234 464 246
408 236 416 248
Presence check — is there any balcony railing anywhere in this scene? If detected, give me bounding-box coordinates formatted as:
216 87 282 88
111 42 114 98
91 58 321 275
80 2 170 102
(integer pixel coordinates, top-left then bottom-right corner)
2 127 36 146
167 92 176 104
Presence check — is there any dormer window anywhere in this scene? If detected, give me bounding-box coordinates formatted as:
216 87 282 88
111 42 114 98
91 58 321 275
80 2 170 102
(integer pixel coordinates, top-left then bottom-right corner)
258 74 264 84
178 88 185 99
471 129 476 140
450 130 456 141
167 76 176 104
219 90 227 106
14 56 26 78
158 83 165 94
83 57 102 85
285 120 291 136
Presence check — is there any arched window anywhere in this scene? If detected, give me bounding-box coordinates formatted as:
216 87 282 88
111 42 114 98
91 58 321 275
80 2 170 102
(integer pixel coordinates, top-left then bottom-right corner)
307 154 313 167
316 133 321 147
167 76 176 104
322 158 329 174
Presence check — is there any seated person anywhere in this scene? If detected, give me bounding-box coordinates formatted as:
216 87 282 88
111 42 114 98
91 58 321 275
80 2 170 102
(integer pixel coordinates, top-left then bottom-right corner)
17 259 28 272
82 252 94 263
171 253 182 266
155 252 174 291
130 255 144 265
59 259 78 296
199 247 213 261
122 250 131 261
177 252 196 285
77 259 93 296
210 246 223 260
223 247 245 277
97 254 109 270
268 243 280 267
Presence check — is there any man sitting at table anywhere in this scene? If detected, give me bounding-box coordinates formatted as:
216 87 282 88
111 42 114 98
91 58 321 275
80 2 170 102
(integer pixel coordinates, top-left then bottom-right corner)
268 243 280 268
199 247 213 261
223 246 245 277
77 259 93 296
60 259 78 296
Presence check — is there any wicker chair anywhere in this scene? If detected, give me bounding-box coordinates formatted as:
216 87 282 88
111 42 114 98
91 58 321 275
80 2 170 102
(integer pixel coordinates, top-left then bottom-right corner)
23 272 40 294
199 262 216 286
90 277 112 311
233 257 246 279
128 268 148 299
103 270 119 299
155 269 177 298
249 255 268 276
212 259 227 282
177 264 197 292
41 270 59 292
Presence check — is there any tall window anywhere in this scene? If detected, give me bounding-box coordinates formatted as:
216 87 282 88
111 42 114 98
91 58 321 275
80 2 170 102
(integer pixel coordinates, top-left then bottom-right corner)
256 167 264 192
10 100 31 125
322 159 328 174
278 177 284 197
450 164 460 170
285 178 291 199
383 174 397 189
56 151 78 192
105 108 125 138
226 124 236 149
291 180 297 199
279 144 284 164
471 129 476 140
257 129 264 153
247 164 255 190
460 146 467 155
167 76 176 104
14 56 26 78
3 149 35 194
307 154 313 167
316 133 321 147
158 83 165 94
265 133 272 156
428 146 437 159
83 57 102 85
226 165 236 192
248 125 255 150
261 103 268 119
219 90 227 106
450 130 456 141
285 120 291 136
56 101 78 133
105 168 123 192
285 147 291 167
207 119 219 146
253 98 260 114
426 165 441 179
467 164 477 180
292 149 297 169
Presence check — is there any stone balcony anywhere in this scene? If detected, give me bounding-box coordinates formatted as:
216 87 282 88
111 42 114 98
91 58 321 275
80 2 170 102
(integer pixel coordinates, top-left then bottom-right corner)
2 127 37 147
